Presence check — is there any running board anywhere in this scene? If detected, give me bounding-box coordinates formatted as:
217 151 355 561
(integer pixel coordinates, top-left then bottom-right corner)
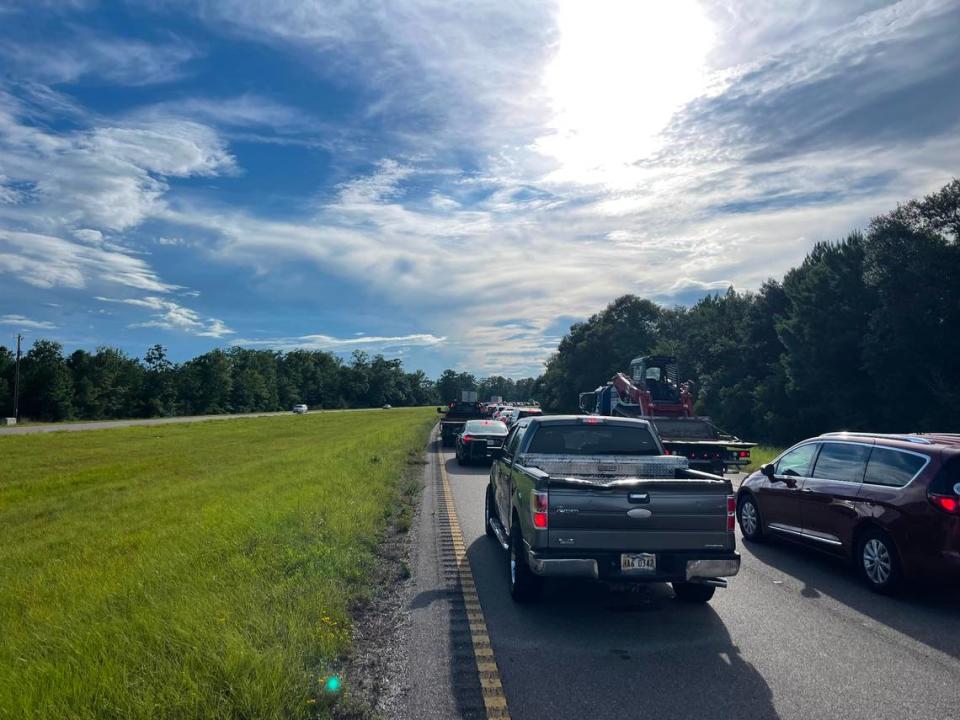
691 578 728 588
488 516 509 550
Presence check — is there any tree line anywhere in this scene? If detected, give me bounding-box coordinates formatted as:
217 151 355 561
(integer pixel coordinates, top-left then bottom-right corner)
0 342 542 422
535 179 960 445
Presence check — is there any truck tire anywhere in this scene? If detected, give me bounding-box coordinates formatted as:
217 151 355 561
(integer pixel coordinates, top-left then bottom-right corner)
509 524 543 602
484 485 496 538
672 582 716 603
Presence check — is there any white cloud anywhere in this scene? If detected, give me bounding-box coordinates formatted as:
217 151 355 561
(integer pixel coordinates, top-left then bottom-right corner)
0 314 56 330
95 296 234 338
236 332 445 353
0 230 179 292
0 34 197 86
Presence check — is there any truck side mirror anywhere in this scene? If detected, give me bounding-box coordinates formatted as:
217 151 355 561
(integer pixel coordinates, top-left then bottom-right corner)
761 463 775 479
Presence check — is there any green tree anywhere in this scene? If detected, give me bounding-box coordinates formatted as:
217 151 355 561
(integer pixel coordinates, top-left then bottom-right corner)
21 340 74 421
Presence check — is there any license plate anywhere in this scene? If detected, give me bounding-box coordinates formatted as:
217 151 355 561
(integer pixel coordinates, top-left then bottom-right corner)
487 440 502 447
621 553 656 573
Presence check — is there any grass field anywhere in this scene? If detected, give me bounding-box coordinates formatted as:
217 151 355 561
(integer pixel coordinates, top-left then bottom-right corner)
743 445 784 473
0 408 435 720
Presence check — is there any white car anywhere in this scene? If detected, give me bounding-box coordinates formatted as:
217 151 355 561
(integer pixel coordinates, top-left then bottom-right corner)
292 404 308 414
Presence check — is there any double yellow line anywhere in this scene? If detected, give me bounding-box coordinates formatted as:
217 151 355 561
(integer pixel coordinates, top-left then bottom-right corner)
437 439 511 719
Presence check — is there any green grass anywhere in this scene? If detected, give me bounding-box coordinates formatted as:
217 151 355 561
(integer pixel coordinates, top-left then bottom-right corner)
743 445 784 473
0 408 436 720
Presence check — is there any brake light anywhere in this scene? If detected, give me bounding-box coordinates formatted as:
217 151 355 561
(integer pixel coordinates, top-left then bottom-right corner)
727 495 736 531
739 450 750 459
461 435 473 443
581 416 603 424
929 494 959 514
532 490 548 529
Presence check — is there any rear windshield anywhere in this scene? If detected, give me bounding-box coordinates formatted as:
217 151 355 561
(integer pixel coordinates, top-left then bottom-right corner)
526 424 659 455
464 420 508 435
517 409 542 419
930 456 960 495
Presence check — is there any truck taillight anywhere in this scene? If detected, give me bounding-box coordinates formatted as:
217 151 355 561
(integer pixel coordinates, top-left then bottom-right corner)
727 495 736 531
532 490 548 529
739 450 750 459
461 434 474 442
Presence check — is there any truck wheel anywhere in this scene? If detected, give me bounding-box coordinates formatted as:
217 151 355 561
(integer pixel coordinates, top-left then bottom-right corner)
509 525 543 602
672 582 716 603
484 485 496 538
737 494 764 542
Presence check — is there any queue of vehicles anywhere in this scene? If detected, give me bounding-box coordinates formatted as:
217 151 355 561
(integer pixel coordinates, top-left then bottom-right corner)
437 388 960 603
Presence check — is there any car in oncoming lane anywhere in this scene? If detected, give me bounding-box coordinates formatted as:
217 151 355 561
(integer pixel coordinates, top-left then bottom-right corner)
736 432 960 592
292 404 308 414
456 420 509 465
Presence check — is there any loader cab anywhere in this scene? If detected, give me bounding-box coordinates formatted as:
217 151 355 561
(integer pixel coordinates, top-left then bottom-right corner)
630 355 681 403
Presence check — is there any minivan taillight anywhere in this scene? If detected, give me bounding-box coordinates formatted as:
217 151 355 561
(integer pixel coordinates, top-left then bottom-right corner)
532 490 548 529
727 495 736 531
929 493 959 514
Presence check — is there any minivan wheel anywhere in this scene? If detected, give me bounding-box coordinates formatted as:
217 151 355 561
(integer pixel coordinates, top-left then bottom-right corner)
738 495 764 542
672 582 716 603
509 525 543 602
858 529 901 593
484 485 496 538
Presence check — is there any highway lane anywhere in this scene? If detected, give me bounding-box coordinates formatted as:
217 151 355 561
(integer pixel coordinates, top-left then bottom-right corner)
439 444 960 720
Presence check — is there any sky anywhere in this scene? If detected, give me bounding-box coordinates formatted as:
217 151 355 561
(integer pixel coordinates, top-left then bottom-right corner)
0 0 958 378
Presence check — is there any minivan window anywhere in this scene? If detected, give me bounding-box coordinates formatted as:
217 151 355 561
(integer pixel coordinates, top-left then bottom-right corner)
812 442 870 483
775 443 818 477
864 448 927 488
525 424 658 456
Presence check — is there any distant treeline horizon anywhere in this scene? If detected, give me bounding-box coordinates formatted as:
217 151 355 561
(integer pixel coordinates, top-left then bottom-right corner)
4 179 958 441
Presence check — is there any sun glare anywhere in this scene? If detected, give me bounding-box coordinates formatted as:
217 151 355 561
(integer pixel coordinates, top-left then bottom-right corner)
536 0 715 186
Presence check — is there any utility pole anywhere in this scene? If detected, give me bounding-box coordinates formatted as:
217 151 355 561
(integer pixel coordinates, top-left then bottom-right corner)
13 333 21 421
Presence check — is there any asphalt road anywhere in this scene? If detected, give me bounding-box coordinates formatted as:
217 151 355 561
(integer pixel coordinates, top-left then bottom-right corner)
428 443 960 720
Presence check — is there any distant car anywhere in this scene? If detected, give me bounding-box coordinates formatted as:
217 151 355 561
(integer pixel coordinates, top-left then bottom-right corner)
456 420 509 465
292 404 308 414
502 406 542 427
382 404 392 409
737 431 960 592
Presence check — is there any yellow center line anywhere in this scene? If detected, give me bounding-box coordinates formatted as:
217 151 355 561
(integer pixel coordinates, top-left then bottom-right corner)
436 431 512 720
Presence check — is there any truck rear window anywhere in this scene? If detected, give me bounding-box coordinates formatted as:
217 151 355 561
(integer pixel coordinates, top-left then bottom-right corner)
526 425 659 455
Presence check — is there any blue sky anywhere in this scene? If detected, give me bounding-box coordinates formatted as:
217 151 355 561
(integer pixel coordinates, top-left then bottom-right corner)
1 0 958 377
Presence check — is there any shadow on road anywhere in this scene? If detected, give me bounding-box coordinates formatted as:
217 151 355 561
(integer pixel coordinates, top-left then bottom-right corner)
465 532 781 720
744 536 960 661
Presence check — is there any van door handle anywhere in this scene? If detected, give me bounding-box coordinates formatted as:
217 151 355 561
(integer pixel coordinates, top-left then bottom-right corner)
628 493 650 504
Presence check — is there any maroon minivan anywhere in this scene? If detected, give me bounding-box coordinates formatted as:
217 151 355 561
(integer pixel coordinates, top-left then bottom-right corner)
736 432 960 591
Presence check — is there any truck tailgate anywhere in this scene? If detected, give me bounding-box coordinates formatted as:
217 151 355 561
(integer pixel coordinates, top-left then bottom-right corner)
547 482 733 552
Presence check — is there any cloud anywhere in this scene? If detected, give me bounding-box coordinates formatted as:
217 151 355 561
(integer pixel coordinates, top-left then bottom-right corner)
236 332 446 353
0 96 235 232
95 296 234 337
0 33 197 86
0 230 179 292
0 314 56 330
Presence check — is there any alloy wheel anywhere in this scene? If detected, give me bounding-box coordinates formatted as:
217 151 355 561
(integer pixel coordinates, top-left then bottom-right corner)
863 538 892 585
740 499 758 536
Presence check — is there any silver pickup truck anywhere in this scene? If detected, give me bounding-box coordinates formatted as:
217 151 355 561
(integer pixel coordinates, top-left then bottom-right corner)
484 415 740 603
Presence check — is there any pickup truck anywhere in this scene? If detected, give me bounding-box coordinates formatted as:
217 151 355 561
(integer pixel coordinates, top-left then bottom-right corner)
484 415 740 603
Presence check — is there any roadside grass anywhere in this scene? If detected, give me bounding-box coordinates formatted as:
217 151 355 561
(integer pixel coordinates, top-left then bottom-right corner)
0 408 435 720
743 445 784 473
